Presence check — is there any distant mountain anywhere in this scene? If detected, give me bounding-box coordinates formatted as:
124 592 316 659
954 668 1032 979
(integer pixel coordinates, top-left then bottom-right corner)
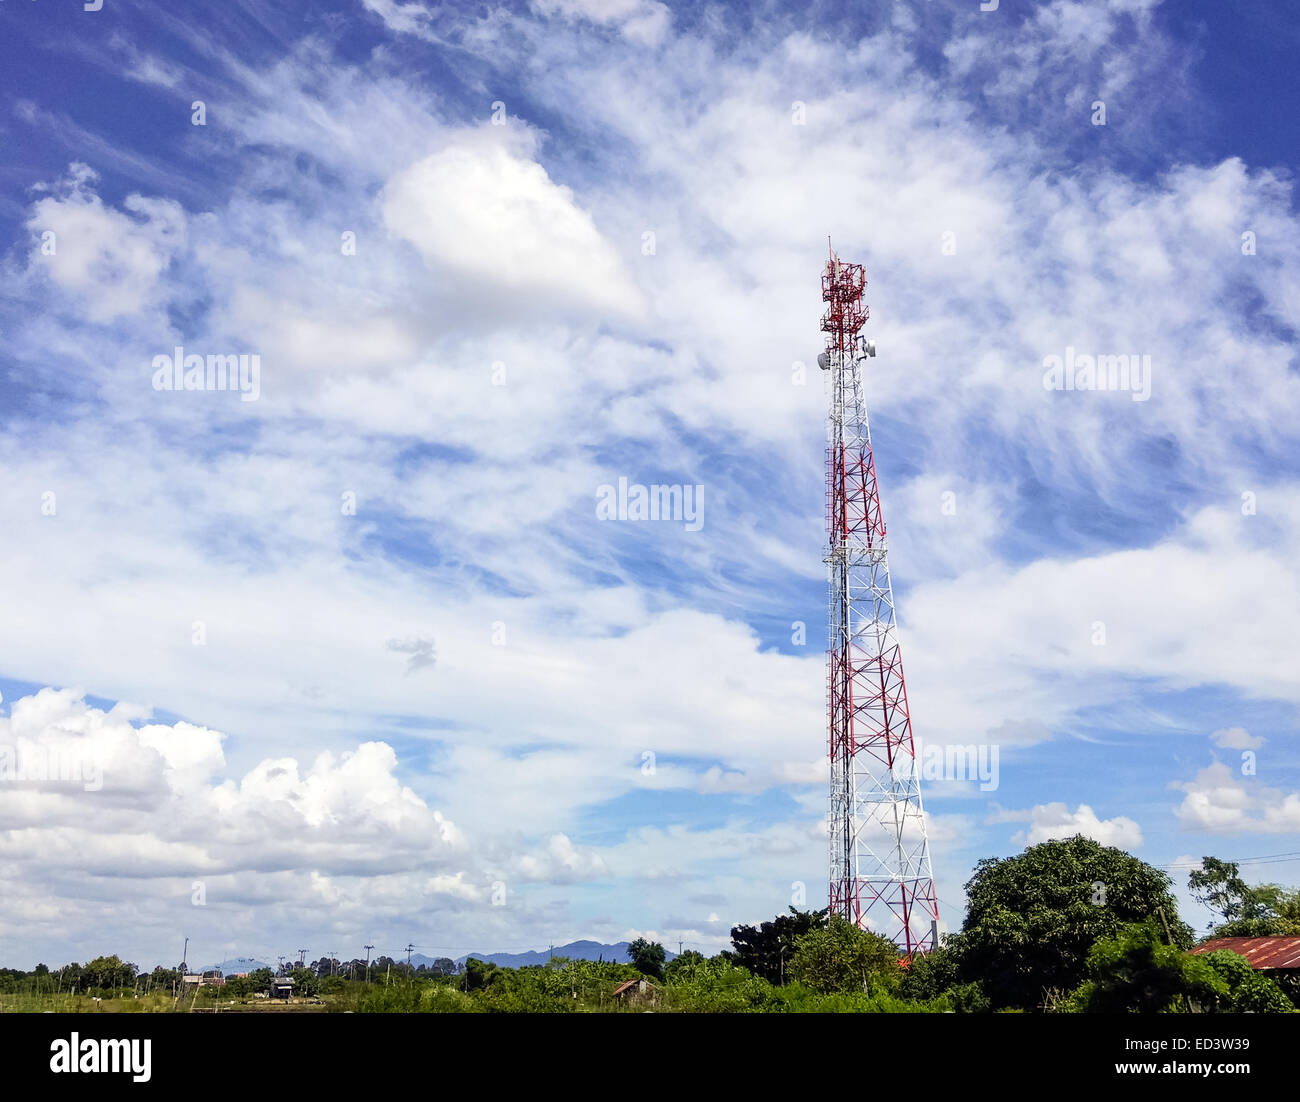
187 943 676 976
408 940 677 970
197 958 272 974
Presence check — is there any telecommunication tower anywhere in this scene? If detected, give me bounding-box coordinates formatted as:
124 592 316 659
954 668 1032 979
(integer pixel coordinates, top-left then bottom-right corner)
819 243 939 955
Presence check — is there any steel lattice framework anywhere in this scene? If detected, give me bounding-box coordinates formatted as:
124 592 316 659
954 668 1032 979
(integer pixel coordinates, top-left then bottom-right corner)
820 245 939 956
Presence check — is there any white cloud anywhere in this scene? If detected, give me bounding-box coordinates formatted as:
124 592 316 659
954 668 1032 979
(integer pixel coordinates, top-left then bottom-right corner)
993 802 1144 849
359 0 444 43
381 132 644 320
532 0 672 45
1210 727 1265 750
901 492 1300 749
427 872 485 902
0 688 464 872
1173 762 1300 834
515 833 607 882
25 165 185 321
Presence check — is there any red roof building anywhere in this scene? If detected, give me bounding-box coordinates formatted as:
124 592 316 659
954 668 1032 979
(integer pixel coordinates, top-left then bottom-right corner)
1189 937 1300 971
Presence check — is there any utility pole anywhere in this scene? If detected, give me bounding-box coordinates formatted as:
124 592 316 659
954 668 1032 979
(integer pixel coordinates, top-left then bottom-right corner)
1156 906 1193 1012
820 241 939 956
329 951 336 976
181 936 189 973
405 943 414 971
297 948 308 968
364 944 374 984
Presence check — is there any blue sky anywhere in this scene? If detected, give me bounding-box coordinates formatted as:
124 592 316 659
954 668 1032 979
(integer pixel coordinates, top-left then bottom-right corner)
0 0 1298 969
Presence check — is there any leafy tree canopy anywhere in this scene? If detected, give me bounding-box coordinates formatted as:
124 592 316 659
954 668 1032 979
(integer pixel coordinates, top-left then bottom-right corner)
1065 922 1294 1014
956 835 1192 1010
788 915 903 995
1190 857 1300 937
627 938 666 980
1067 921 1223 1013
664 950 706 983
729 907 828 984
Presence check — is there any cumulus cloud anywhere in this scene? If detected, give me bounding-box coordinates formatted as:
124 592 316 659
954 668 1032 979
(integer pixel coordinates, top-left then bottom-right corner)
25 164 185 321
1210 727 1265 750
0 688 464 881
1173 762 1300 834
381 132 644 320
515 833 607 882
991 802 1144 849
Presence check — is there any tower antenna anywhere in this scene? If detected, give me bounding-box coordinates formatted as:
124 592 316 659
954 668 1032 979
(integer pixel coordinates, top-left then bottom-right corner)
819 248 939 955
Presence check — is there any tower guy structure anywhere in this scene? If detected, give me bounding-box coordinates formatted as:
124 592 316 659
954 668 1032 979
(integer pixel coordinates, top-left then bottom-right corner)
819 244 939 955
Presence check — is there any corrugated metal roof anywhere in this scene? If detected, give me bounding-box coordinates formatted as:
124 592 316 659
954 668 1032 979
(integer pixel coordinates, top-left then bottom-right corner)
1190 937 1300 970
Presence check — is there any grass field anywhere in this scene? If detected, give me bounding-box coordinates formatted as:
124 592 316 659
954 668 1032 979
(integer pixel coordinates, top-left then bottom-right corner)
0 991 332 1013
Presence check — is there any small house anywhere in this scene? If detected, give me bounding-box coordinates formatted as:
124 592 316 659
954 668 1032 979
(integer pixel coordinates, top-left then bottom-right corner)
269 975 295 1000
612 978 657 1003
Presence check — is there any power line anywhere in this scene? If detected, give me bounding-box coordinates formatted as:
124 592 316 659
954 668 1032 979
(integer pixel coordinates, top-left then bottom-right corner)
1158 851 1300 870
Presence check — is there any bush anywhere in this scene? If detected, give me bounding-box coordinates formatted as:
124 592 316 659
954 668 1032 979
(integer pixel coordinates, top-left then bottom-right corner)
1198 950 1293 1013
663 957 779 1013
1063 925 1294 1013
788 916 903 995
934 981 991 1013
1067 921 1226 1013
355 981 480 1013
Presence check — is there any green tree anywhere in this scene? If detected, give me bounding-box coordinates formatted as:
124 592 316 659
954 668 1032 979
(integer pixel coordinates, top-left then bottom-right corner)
729 907 828 984
1191 857 1267 923
222 975 253 999
317 974 346 996
463 957 500 991
82 955 136 993
289 967 318 997
57 963 84 994
1066 924 1294 1014
664 950 706 983
1067 921 1225 1013
147 966 180 994
898 936 989 1011
788 915 903 995
956 836 1192 1010
627 938 666 981
661 955 779 1012
1190 857 1300 937
1197 950 1292 1012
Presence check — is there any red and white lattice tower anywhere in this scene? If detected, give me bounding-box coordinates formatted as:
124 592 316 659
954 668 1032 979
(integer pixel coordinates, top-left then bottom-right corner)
820 242 939 955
